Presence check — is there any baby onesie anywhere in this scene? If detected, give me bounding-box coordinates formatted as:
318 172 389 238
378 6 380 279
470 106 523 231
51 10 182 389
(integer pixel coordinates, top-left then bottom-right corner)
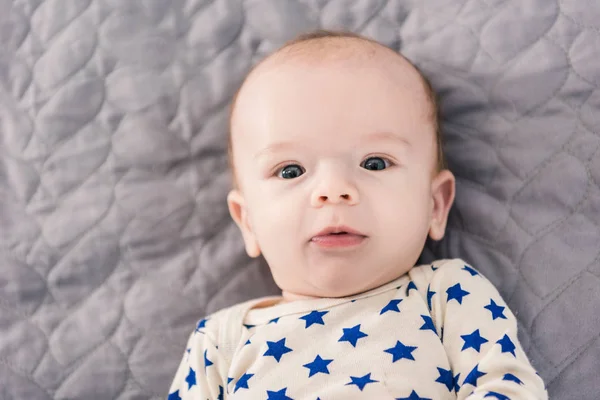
168 259 547 399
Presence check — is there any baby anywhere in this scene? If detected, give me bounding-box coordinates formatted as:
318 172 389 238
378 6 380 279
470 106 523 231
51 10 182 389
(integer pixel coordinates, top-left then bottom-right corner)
168 30 547 399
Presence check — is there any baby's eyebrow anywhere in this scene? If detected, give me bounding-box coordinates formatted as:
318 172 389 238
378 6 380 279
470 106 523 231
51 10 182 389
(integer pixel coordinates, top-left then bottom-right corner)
361 131 411 148
254 141 300 160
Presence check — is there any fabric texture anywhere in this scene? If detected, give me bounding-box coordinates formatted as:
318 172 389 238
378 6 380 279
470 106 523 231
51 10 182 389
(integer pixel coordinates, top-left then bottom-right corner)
168 259 547 399
1 1 599 399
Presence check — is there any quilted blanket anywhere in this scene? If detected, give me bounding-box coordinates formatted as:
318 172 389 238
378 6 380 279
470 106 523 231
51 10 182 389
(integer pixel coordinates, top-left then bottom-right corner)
1 0 599 399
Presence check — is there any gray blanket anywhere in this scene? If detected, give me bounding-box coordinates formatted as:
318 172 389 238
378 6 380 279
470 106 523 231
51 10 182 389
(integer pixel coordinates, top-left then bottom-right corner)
1 0 599 399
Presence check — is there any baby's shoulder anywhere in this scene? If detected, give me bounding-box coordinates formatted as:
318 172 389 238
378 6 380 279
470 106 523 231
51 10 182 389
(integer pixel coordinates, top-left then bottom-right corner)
408 258 483 286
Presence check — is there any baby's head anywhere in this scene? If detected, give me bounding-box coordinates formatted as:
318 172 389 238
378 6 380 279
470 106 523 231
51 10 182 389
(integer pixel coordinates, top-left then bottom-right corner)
227 30 455 301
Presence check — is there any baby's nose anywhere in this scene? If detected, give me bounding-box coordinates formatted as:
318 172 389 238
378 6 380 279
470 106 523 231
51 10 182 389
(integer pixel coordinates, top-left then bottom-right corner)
311 182 359 207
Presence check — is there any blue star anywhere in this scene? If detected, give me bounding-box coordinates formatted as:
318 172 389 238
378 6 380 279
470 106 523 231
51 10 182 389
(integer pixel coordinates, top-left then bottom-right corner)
496 334 516 357
484 391 510 400
243 324 255 329
463 265 479 276
427 285 436 311
396 390 432 400
484 299 507 320
303 354 333 377
435 367 454 391
217 385 224 400
406 281 418 293
245 339 251 346
195 318 208 333
420 315 437 334
431 264 438 271
345 373 379 391
300 310 329 328
227 377 233 385
234 373 254 392
461 329 489 352
384 340 417 362
380 299 403 314
446 283 470 304
267 387 294 400
454 373 461 392
503 373 523 385
264 338 293 362
167 390 181 400
204 350 214 370
338 324 368 347
463 364 487 386
185 367 196 389
269 317 280 324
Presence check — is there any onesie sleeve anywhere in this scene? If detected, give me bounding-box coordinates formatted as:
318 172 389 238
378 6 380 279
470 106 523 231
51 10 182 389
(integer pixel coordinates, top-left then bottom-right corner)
167 318 227 400
427 259 548 400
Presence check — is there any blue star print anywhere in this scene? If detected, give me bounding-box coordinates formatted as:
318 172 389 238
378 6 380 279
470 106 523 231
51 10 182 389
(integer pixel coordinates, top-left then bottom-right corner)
484 299 507 320
227 377 233 385
426 285 436 311
267 387 294 400
497 334 516 357
243 324 255 330
300 310 329 328
446 283 470 304
303 355 333 377
338 324 368 347
195 318 207 333
396 390 432 400
484 391 510 400
407 281 417 293
463 265 479 276
419 315 437 334
167 390 181 400
204 350 214 370
384 340 417 362
185 367 196 389
264 338 293 362
503 373 523 385
463 364 487 386
380 299 402 314
461 329 489 352
234 373 254 392
435 367 454 391
217 385 224 400
346 373 378 391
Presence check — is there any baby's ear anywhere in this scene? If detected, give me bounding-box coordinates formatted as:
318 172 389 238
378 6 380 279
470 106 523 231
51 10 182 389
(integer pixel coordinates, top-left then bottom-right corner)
227 190 261 258
428 169 456 241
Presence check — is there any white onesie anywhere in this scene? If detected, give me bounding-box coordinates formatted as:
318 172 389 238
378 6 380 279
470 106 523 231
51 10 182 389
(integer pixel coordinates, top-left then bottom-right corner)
168 259 547 399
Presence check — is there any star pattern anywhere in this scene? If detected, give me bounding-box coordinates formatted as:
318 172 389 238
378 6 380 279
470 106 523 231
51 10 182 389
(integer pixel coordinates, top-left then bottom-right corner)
396 390 432 400
195 318 208 333
300 310 329 328
484 391 510 400
303 355 333 377
264 338 293 362
338 324 368 347
185 367 196 389
419 315 437 334
462 265 479 276
446 283 470 304
435 367 454 391
407 281 418 293
384 340 417 362
346 373 378 391
497 334 516 357
204 350 214 370
167 390 181 400
463 364 487 387
269 317 280 324
267 387 294 400
380 299 403 314
484 299 507 320
427 285 436 311
503 373 523 385
217 385 224 400
234 373 254 392
461 329 489 352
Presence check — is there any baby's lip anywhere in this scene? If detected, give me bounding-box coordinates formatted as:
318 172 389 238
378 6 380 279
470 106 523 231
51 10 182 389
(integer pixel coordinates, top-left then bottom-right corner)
311 225 367 239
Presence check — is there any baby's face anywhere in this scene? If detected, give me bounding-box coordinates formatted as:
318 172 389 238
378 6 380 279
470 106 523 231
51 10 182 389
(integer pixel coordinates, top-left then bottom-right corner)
228 51 454 300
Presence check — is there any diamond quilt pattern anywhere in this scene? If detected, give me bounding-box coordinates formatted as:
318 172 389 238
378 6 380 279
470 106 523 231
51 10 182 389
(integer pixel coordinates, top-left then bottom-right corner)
0 0 599 399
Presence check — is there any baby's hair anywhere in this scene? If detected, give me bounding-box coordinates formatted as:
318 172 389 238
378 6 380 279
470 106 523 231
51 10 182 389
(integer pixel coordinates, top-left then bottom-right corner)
227 30 446 189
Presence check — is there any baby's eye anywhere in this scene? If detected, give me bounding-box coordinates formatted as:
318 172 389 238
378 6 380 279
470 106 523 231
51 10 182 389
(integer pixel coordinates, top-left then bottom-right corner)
361 157 391 171
277 164 305 179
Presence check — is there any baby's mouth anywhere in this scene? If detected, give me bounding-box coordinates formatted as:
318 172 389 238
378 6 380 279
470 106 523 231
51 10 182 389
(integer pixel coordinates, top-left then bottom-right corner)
310 226 367 249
